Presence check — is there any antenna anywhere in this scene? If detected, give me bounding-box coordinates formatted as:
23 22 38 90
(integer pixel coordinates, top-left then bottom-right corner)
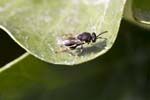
97 31 108 37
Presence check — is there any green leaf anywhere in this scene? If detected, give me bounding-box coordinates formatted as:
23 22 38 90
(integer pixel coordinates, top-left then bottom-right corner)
0 29 25 66
0 19 149 99
0 0 126 65
0 53 110 100
124 0 150 29
133 0 150 25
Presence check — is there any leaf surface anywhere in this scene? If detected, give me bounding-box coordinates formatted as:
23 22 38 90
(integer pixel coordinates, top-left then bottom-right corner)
0 0 126 65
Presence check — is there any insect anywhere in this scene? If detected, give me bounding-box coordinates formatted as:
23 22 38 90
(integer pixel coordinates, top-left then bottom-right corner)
58 31 108 51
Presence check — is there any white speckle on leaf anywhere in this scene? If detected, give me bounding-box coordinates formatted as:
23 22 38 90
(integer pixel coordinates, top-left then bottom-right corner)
57 38 63 46
48 43 54 53
43 16 52 23
83 0 110 5
91 26 96 31
71 0 81 4
24 36 29 48
0 7 5 12
0 3 14 12
39 53 45 60
64 60 75 65
38 14 52 23
10 7 30 17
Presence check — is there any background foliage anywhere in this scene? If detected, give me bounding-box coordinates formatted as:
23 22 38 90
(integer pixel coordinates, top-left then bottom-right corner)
0 0 149 100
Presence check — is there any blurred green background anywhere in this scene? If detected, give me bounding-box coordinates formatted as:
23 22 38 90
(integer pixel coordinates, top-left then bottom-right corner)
0 19 149 100
0 29 25 66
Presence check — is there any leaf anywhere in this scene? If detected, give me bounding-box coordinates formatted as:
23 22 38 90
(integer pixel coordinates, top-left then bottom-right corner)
0 20 149 99
124 0 150 29
0 0 126 65
0 29 25 66
133 0 150 25
0 53 111 100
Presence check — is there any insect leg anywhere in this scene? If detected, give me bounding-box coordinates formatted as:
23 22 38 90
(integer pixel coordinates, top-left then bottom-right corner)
55 47 76 56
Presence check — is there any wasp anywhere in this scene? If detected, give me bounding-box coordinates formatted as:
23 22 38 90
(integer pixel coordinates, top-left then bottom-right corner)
57 31 108 55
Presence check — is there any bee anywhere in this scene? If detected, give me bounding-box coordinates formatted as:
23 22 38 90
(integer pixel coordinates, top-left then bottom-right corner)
57 31 108 54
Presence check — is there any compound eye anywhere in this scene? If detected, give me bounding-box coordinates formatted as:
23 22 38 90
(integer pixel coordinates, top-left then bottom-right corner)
92 32 96 42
